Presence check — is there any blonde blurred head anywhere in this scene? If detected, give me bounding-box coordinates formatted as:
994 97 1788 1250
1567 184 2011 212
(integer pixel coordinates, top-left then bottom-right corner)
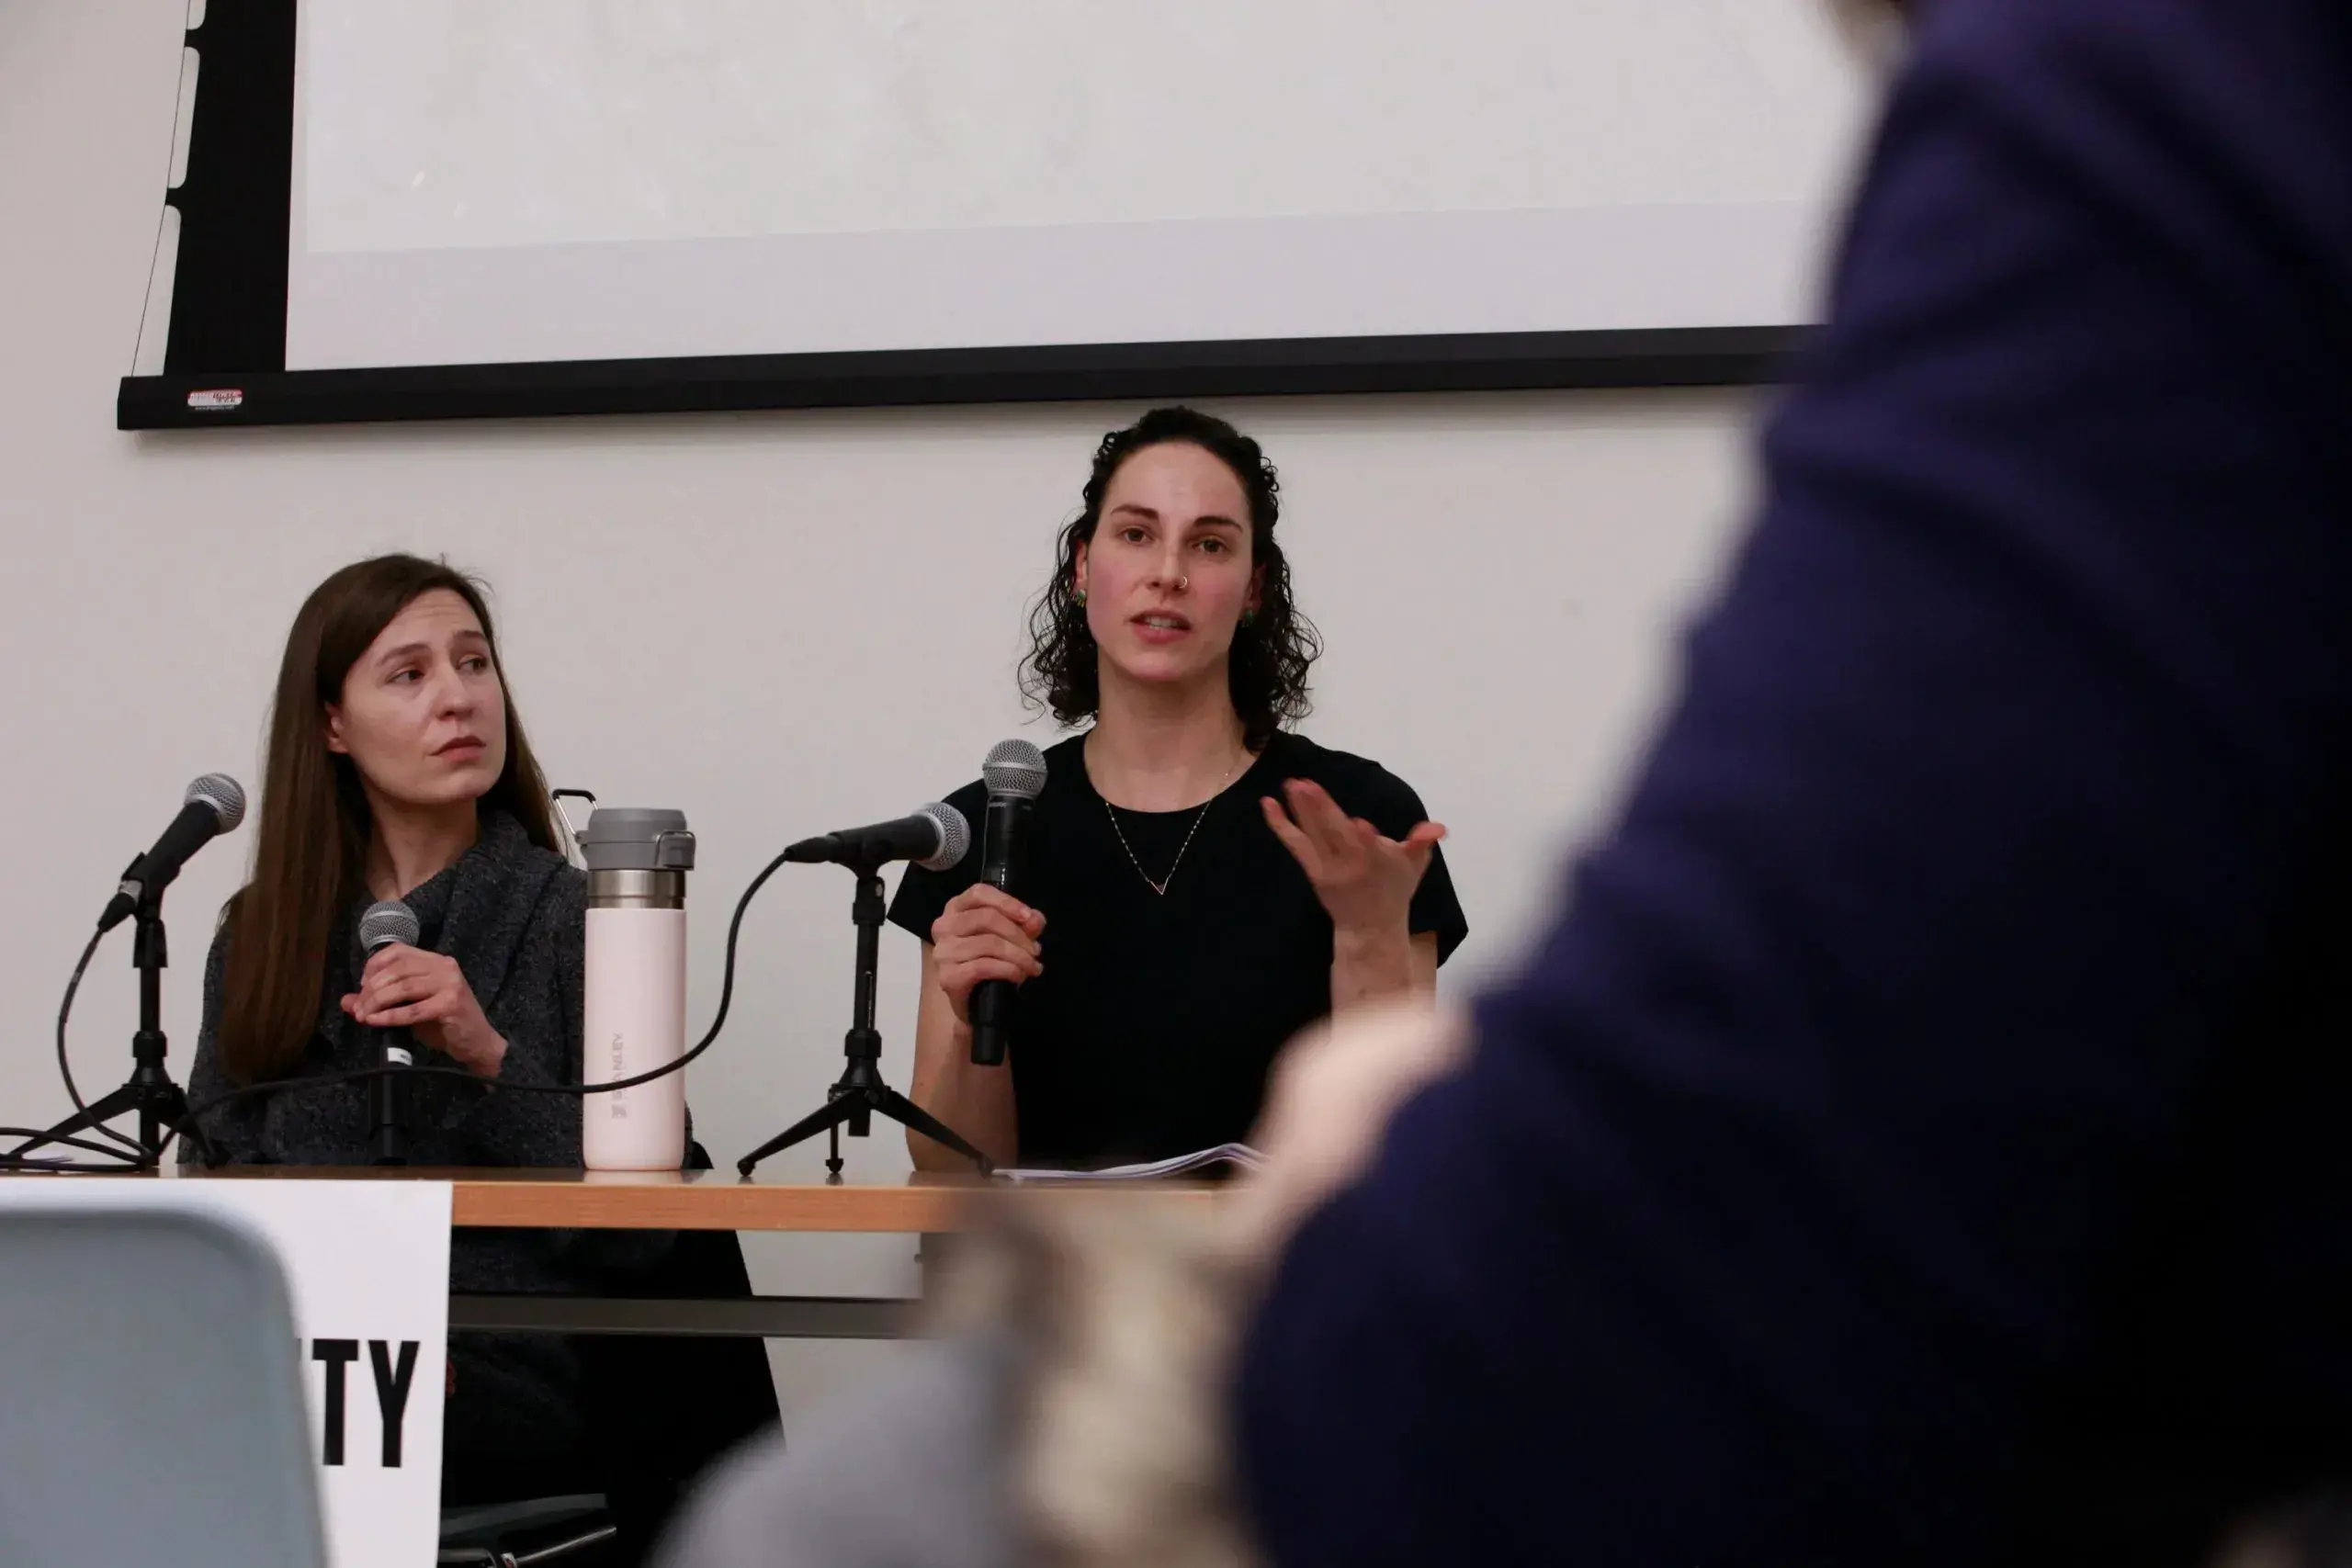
1830 0 1915 64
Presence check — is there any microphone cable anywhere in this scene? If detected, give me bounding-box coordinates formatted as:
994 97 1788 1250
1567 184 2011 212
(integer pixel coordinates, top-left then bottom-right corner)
0 929 158 1171
175 844 797 1164
3 845 796 1172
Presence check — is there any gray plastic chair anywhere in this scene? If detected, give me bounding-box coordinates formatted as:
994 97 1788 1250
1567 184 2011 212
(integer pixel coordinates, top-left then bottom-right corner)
0 1202 326 1568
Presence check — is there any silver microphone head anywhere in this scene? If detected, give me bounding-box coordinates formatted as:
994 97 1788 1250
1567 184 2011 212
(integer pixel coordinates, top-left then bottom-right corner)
186 773 247 832
358 898 420 954
916 803 972 873
980 739 1048 803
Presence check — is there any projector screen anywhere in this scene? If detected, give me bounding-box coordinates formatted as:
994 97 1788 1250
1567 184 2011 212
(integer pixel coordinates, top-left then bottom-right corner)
122 0 1873 428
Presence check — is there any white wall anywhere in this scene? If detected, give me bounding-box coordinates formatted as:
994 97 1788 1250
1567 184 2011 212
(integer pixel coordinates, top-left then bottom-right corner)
2 0 1769 1413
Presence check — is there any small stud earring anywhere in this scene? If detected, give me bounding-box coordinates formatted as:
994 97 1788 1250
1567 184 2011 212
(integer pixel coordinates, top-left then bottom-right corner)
1239 607 1258 628
1073 587 1088 607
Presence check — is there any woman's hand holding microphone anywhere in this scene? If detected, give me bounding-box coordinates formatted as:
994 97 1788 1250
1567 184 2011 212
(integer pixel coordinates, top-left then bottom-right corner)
930 885 1046 1030
341 947 508 1078
906 885 1039 1168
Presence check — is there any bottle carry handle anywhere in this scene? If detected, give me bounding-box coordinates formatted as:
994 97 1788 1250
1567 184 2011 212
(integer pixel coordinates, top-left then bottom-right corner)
551 788 597 868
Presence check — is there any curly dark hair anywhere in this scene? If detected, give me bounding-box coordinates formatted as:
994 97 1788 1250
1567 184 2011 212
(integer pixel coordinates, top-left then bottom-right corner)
1021 407 1321 751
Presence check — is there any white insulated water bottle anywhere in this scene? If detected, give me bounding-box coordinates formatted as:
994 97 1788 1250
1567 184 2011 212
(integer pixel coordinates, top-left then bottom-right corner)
580 807 695 1171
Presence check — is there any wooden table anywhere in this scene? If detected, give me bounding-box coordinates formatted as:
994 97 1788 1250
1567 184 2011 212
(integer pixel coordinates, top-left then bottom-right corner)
33 1167 1223 1339
187 1164 1216 1231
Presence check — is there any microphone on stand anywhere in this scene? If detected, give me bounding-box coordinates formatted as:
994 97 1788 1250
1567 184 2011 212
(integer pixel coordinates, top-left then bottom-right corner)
970 739 1047 1066
358 899 422 1168
784 805 971 872
96 774 247 932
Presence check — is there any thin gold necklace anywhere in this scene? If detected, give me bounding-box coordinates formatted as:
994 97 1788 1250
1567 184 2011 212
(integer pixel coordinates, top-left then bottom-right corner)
1102 757 1238 897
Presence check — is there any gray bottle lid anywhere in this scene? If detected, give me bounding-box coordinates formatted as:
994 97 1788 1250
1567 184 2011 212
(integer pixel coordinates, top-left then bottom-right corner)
579 807 696 873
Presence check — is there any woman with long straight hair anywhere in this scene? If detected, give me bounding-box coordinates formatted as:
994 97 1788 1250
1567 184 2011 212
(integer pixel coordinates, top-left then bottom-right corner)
183 553 595 1504
890 406 1469 1172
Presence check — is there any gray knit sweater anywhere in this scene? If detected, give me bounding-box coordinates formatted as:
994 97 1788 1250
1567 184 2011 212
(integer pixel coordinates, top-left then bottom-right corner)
182 808 598 1472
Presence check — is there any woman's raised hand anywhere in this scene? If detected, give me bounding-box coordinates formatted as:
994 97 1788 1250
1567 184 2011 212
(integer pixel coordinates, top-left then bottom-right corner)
1262 777 1446 939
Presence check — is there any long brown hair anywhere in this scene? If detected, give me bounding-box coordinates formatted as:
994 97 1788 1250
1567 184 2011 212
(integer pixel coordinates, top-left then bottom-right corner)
217 555 557 1084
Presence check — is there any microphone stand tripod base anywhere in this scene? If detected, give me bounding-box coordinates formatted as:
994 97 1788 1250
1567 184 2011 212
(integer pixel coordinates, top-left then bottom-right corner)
737 1054 991 1180
736 865 993 1180
10 1057 198 1168
6 900 209 1169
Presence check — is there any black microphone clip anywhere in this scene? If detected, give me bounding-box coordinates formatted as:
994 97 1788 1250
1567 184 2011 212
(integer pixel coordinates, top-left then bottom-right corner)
97 858 151 935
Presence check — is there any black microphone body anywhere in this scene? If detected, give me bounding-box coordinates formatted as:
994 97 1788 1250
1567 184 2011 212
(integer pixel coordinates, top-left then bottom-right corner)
359 901 423 1167
969 795 1035 1067
97 775 247 932
785 806 969 873
370 1035 415 1167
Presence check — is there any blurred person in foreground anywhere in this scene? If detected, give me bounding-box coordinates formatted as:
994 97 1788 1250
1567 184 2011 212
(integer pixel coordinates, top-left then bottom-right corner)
1239 0 2352 1562
661 0 2352 1562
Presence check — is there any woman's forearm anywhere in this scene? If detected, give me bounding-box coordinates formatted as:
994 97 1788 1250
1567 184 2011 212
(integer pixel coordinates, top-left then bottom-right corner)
1331 926 1436 1013
907 961 1019 1171
910 1030 1018 1171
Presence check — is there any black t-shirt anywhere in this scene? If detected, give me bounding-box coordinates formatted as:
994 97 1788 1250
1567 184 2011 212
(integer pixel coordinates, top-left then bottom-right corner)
888 731 1468 1168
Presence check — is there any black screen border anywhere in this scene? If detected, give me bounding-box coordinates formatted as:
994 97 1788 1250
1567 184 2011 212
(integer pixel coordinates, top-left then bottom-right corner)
119 0 1804 432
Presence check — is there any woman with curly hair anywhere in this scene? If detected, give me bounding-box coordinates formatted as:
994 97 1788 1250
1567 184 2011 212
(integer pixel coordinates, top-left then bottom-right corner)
889 406 1467 1172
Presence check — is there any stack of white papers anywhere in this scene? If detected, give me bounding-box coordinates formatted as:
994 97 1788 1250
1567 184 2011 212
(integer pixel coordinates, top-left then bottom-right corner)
995 1142 1265 1183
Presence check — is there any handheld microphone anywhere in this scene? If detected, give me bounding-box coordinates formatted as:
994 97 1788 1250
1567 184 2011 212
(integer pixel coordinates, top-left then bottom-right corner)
359 899 422 1167
785 805 971 873
96 774 247 932
969 739 1047 1066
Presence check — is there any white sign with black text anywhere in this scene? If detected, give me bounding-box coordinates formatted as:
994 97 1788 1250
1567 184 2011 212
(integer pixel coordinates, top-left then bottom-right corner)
0 1179 452 1568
